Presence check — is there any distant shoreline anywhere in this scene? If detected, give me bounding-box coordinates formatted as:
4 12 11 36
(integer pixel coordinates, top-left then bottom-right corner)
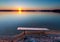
0 9 60 13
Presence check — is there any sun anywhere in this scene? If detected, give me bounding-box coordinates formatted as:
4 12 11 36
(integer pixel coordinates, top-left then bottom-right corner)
18 8 22 14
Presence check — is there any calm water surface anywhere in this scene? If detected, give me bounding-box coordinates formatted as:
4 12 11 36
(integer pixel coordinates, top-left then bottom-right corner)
0 12 60 35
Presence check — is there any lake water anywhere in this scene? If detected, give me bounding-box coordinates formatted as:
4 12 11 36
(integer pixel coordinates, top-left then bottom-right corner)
0 12 60 35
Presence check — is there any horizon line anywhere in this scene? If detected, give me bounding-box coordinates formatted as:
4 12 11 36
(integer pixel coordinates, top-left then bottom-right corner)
0 9 60 13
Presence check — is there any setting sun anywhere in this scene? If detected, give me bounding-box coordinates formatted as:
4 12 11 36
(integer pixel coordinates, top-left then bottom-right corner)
18 8 22 14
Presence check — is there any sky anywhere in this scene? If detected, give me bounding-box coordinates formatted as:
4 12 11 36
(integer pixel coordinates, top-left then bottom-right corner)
0 0 60 9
